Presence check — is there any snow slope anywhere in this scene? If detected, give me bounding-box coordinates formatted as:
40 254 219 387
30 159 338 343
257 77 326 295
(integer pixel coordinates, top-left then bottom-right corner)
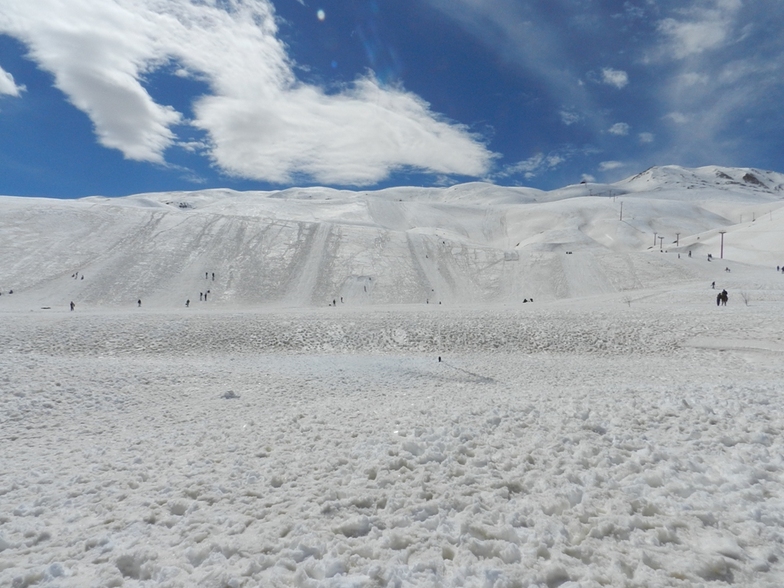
1 166 783 310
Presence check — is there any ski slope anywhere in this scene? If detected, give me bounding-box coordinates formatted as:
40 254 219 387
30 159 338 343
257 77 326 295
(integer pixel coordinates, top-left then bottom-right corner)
1 165 783 311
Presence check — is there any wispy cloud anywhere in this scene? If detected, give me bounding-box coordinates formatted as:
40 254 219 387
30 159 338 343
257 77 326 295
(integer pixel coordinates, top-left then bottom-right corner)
559 109 580 126
663 112 690 125
424 0 784 178
421 0 592 112
598 160 624 172
0 0 493 185
656 0 741 60
499 150 570 180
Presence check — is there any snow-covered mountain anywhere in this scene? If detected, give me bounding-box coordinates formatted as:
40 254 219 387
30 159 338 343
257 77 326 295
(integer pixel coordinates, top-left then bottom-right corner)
2 165 783 309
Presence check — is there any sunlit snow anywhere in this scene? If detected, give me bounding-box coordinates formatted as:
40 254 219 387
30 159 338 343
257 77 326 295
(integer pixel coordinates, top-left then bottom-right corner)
1 166 784 587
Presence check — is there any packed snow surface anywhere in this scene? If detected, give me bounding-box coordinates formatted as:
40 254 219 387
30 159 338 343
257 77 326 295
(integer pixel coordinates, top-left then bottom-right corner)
1 166 784 587
2 306 784 588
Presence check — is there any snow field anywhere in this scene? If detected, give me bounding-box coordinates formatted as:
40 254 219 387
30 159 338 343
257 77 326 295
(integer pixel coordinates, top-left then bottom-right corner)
1 306 783 587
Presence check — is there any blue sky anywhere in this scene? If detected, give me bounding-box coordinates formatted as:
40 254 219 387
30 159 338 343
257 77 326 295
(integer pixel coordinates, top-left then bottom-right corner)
1 0 783 198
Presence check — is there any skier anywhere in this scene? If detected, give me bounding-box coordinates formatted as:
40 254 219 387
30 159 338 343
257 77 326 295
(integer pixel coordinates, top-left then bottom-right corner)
186 299 190 307
70 301 75 311
137 299 141 307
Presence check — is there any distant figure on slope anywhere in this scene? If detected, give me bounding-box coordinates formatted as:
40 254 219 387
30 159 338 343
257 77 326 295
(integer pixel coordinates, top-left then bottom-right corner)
186 299 190 307
137 299 141 307
205 272 209 279
212 272 215 281
721 290 728 306
711 281 715 289
200 292 203 301
70 301 75 311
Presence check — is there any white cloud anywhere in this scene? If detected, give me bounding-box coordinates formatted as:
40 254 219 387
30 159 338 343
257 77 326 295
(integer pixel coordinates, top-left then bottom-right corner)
559 110 580 126
195 76 493 184
658 18 727 59
608 122 630 136
601 68 628 89
638 132 655 144
598 160 624 171
500 151 567 180
0 0 493 184
664 112 690 124
656 0 742 60
0 65 24 96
